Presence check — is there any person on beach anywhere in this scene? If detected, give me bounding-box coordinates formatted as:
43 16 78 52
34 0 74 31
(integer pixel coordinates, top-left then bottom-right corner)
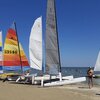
16 70 30 83
87 67 94 89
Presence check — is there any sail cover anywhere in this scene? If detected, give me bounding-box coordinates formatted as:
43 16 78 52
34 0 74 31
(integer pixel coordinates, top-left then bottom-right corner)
0 31 3 73
94 51 100 71
45 0 61 74
3 28 29 67
29 17 42 70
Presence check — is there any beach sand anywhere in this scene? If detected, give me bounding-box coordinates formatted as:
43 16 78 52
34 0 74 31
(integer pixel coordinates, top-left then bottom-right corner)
0 81 100 100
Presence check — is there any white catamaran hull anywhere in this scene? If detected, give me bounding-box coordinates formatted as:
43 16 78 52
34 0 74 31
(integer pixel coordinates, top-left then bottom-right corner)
93 74 100 78
16 74 74 84
32 75 73 81
32 75 74 86
44 77 86 87
31 75 74 85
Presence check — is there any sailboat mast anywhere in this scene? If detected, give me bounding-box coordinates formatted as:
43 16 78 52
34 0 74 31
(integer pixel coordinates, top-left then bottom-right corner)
14 22 23 73
54 0 61 72
0 31 3 73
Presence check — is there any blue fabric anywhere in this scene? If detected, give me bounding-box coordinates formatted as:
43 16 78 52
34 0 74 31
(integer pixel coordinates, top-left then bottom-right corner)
0 47 2 51
3 66 30 71
0 66 2 70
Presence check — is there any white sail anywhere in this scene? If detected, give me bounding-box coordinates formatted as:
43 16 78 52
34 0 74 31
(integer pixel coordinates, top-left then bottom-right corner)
0 31 3 73
29 17 42 70
94 51 100 71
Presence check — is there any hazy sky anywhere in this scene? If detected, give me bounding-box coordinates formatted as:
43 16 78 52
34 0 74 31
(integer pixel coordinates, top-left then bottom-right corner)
0 0 100 67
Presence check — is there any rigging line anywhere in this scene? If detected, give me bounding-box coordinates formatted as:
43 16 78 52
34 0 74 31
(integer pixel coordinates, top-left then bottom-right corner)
30 59 41 69
14 22 23 74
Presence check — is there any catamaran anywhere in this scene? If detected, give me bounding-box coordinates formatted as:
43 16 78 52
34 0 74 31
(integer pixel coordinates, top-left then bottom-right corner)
28 0 86 86
44 0 86 86
1 22 30 80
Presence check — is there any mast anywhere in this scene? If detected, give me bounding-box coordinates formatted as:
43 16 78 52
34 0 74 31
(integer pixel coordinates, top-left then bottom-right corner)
14 22 23 73
0 31 3 73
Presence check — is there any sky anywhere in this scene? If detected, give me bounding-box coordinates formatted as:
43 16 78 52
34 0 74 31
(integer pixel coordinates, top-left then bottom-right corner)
0 0 100 67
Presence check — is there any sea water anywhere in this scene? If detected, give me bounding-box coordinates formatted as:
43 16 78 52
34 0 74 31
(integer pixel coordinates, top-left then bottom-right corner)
61 67 88 77
61 67 100 85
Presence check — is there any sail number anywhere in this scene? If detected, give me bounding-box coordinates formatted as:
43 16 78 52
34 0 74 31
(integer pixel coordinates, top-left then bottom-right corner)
4 50 17 54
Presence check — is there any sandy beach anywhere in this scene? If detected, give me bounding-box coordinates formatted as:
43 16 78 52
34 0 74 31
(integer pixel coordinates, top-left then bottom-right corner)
0 81 100 100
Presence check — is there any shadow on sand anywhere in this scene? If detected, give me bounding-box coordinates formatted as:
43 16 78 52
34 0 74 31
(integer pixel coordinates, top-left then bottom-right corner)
96 93 100 96
78 86 89 89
